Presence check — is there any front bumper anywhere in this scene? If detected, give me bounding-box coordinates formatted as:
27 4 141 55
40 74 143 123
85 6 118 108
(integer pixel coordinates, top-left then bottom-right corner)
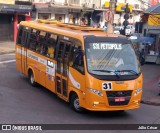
83 90 142 111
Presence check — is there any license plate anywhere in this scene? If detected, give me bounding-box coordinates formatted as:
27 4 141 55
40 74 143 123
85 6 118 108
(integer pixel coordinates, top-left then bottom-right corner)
115 97 125 102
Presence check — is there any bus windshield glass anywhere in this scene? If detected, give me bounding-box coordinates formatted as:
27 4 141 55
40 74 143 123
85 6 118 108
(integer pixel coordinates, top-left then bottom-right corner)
85 42 140 76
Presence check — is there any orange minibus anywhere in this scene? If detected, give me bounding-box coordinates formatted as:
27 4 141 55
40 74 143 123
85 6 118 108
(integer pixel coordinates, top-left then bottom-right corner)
16 20 143 112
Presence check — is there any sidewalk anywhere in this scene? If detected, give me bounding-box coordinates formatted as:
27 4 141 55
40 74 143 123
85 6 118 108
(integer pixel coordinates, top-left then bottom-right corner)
141 64 160 105
0 41 160 106
0 41 15 55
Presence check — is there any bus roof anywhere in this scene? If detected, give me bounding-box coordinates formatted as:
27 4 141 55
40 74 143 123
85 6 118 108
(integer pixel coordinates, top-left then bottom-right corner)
20 20 124 41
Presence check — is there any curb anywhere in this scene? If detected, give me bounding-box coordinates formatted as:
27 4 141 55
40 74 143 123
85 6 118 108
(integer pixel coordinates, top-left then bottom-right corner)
141 100 160 106
0 50 15 55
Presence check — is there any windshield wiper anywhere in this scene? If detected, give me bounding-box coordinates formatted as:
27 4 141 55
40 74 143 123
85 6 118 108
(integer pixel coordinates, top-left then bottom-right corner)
120 70 139 75
92 70 120 78
92 69 139 76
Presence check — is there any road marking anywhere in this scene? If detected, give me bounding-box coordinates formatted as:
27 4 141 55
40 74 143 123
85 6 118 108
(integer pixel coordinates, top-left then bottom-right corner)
0 53 15 56
0 60 16 64
5 53 15 55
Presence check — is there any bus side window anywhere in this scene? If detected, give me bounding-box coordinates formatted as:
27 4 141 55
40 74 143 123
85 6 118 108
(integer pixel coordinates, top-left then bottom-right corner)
58 41 65 58
17 26 23 45
39 32 48 56
40 43 48 55
70 46 84 74
21 29 28 47
39 31 46 43
46 33 57 58
29 29 39 51
36 43 42 53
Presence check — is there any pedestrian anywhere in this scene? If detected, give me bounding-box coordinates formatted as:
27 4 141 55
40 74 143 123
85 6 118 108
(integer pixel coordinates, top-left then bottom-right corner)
102 26 107 32
72 17 76 24
81 18 86 26
58 17 62 22
97 23 101 28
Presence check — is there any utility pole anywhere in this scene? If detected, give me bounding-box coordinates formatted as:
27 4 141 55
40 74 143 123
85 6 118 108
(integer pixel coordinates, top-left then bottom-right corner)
123 3 130 34
107 0 116 34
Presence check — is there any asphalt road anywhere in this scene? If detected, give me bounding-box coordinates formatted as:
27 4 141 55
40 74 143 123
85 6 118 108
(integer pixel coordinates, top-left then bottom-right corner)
0 54 160 133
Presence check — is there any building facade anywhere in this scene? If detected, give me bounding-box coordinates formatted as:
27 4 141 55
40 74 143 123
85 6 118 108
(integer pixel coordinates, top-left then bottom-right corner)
33 0 104 26
142 3 160 63
0 0 32 42
0 0 153 42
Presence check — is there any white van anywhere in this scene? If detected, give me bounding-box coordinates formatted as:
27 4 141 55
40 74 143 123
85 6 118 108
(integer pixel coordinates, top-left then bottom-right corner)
125 25 135 35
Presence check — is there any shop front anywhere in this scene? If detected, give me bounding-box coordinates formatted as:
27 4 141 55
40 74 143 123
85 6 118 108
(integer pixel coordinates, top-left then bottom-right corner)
0 14 14 41
68 8 81 24
0 3 32 42
144 14 160 64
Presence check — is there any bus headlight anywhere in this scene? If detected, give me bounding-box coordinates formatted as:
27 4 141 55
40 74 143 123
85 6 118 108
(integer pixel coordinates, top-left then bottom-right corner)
88 88 103 97
134 88 142 96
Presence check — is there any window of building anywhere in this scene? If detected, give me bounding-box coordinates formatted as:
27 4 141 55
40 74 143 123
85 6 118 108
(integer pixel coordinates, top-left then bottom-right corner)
70 0 79 4
134 4 140 9
38 13 51 20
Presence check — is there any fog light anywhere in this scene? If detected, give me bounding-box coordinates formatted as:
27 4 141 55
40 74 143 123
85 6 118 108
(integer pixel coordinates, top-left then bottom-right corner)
93 101 99 106
133 100 140 104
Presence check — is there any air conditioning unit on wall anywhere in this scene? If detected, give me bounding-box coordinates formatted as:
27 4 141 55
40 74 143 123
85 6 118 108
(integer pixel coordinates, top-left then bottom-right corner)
134 4 140 9
92 4 95 8
82 2 94 8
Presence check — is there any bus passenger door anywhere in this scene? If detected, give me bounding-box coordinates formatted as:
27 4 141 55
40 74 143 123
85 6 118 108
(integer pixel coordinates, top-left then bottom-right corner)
21 29 30 75
56 41 71 99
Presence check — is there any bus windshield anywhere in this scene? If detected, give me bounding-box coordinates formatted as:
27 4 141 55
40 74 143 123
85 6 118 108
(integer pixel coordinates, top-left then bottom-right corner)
85 42 140 77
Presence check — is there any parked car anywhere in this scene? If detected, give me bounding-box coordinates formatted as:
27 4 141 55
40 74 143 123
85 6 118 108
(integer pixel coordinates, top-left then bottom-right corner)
129 33 142 48
130 33 142 40
114 27 121 34
114 26 124 34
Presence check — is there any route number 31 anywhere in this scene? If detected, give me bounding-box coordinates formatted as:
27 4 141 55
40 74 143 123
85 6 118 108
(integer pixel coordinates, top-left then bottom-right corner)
102 82 112 90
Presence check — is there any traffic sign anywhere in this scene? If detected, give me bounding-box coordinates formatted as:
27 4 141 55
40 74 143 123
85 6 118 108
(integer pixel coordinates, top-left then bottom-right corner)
104 10 114 22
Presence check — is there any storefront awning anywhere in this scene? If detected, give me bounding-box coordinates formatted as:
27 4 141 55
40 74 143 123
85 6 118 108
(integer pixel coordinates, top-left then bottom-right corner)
148 29 160 34
148 14 160 26
1 9 32 13
140 37 155 44
144 3 160 14
104 2 133 13
0 4 32 13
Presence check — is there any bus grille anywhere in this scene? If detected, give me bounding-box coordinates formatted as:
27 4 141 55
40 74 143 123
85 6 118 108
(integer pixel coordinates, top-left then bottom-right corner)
106 91 132 106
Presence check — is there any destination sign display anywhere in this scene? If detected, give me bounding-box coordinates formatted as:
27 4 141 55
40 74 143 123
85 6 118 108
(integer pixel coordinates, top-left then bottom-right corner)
92 43 122 50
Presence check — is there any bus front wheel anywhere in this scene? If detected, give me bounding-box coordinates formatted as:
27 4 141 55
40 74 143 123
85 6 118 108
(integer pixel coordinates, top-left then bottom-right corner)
29 70 37 87
70 93 85 113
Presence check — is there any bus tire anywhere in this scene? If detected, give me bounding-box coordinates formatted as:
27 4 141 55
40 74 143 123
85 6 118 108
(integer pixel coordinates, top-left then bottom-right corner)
70 93 84 113
28 70 37 87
